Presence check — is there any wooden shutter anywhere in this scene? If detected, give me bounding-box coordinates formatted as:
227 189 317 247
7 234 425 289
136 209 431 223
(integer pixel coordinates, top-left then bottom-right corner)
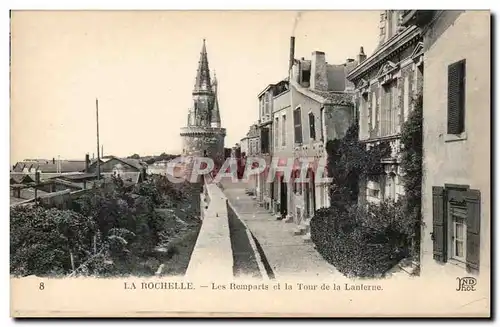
465 189 481 273
447 60 466 134
432 186 447 262
309 113 316 140
294 109 302 144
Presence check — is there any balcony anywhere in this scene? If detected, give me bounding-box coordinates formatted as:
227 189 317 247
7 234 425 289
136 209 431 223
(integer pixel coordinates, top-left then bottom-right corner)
401 10 436 28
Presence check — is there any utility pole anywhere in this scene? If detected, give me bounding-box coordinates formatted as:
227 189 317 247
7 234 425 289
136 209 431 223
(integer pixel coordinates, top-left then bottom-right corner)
34 171 40 204
96 98 101 181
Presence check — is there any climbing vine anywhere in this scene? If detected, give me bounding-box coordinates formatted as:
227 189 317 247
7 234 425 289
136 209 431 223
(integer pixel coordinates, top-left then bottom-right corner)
310 94 423 277
325 122 391 209
399 92 423 259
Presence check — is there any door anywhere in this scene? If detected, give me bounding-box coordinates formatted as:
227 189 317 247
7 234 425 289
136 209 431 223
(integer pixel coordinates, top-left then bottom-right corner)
310 170 316 217
280 175 287 216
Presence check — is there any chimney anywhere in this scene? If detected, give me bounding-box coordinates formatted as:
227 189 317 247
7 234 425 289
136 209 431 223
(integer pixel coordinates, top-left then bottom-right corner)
289 36 295 72
52 157 55 164
85 153 90 172
310 51 328 91
357 46 367 64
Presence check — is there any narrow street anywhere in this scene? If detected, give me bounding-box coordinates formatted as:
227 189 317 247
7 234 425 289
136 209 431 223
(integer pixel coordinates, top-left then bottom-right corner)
221 180 339 280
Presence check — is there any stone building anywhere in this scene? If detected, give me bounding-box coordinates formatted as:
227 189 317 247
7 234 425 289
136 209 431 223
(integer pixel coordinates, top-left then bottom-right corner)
346 10 424 205
240 123 260 157
256 81 288 211
287 38 356 240
240 123 260 193
180 39 226 170
400 11 490 277
251 36 356 242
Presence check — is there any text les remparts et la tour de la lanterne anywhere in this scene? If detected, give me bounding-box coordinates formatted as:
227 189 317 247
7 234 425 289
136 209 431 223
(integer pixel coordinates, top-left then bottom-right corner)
124 281 383 292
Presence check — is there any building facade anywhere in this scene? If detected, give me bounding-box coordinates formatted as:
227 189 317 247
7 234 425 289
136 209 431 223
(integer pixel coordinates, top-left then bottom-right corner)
256 81 288 211
401 10 490 277
287 41 356 239
347 10 424 205
180 39 226 170
251 36 356 241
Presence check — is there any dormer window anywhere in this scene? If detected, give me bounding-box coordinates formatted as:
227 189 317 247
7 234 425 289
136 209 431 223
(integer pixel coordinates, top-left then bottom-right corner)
302 70 311 84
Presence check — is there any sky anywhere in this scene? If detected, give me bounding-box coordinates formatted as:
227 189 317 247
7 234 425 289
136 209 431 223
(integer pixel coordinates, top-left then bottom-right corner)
10 10 380 164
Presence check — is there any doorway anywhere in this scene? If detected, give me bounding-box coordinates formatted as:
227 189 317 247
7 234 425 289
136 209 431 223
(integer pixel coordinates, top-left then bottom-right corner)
280 175 287 217
310 169 316 217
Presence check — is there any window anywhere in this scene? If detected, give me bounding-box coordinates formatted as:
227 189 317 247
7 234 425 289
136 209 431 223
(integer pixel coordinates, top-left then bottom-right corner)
381 81 398 136
432 186 481 273
403 76 410 122
385 173 396 200
379 12 386 40
309 112 316 140
261 127 270 154
367 189 380 198
274 117 279 149
302 70 311 84
282 115 287 146
447 60 466 135
294 107 303 144
371 91 377 132
360 94 369 138
449 202 467 261
319 107 325 141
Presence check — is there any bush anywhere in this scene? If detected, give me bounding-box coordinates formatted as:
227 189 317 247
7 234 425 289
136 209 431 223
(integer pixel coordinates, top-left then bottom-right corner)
310 200 411 278
10 206 97 277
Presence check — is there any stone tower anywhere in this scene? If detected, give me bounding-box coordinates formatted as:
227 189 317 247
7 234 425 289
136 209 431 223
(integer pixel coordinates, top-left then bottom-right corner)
180 39 226 169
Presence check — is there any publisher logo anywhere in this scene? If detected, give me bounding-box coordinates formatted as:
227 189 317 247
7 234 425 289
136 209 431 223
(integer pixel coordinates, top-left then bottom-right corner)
456 277 477 291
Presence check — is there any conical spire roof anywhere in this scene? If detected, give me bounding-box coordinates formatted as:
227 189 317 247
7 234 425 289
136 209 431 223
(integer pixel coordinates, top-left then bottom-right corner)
211 71 221 127
194 39 212 92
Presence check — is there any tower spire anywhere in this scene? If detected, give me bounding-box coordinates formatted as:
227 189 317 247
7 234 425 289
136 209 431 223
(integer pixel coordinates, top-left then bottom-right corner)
211 72 221 128
194 39 211 92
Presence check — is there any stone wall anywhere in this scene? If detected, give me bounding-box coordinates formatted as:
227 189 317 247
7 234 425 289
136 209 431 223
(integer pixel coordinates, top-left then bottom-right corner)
181 127 226 168
420 11 490 278
185 178 233 281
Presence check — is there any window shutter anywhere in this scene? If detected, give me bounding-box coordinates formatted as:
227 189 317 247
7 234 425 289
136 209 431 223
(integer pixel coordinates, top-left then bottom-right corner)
447 60 465 134
432 186 447 262
309 113 316 140
294 109 302 144
465 189 481 273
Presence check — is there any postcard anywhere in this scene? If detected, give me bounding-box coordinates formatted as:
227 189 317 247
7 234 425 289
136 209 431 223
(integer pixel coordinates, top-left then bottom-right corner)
10 10 491 317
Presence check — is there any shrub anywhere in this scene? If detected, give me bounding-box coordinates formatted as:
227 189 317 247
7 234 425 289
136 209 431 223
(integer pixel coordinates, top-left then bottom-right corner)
310 200 410 278
10 206 97 277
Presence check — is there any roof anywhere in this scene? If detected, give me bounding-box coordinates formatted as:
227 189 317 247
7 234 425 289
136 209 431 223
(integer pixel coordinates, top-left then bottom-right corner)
13 160 87 173
10 174 35 184
290 78 353 106
102 172 141 187
257 77 290 98
119 158 147 170
309 90 354 106
55 173 98 181
88 156 147 171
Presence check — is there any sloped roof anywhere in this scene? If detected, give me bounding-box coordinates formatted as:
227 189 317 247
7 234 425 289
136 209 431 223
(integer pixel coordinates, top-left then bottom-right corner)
56 173 98 181
118 158 147 170
102 172 141 187
308 90 354 106
10 174 35 184
88 156 146 171
13 160 87 173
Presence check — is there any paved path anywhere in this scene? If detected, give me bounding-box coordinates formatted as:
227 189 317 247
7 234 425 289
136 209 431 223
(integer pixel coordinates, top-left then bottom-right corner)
221 180 340 280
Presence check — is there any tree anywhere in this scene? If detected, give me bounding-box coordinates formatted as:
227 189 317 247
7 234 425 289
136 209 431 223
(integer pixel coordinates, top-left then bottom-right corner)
128 154 141 159
10 206 97 277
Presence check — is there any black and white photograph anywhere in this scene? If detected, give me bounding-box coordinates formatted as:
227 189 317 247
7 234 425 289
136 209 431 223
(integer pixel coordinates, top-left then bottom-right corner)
8 9 491 317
